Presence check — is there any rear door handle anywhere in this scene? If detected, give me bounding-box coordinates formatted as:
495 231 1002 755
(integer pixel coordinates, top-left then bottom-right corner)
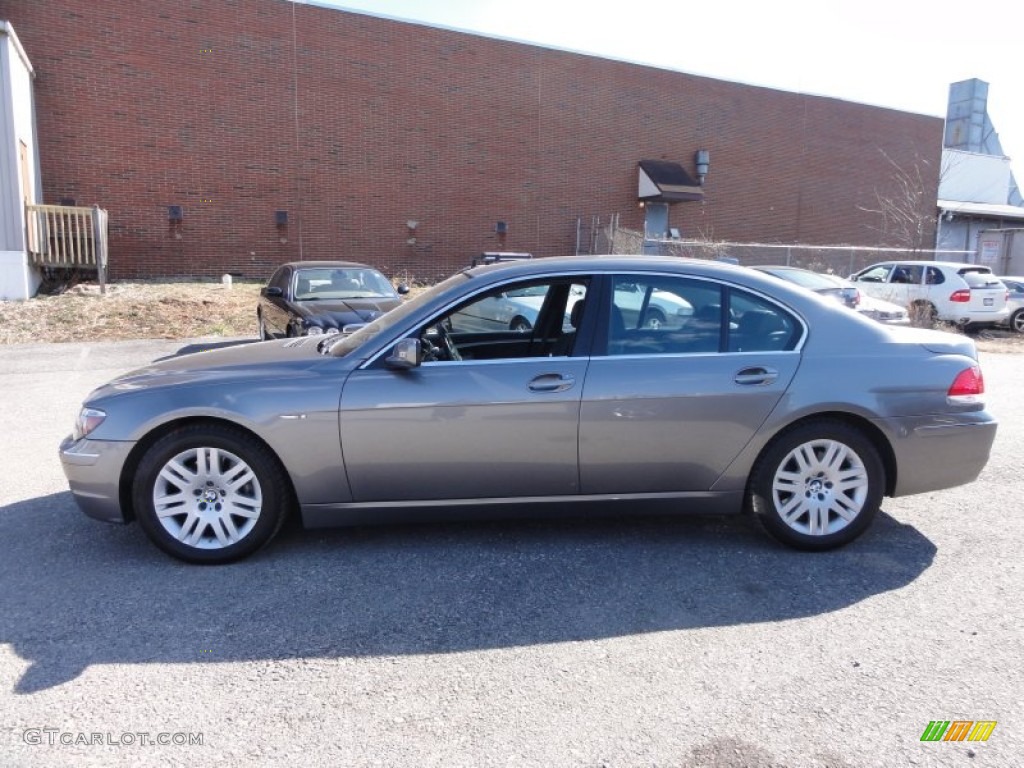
734 366 779 386
528 373 576 393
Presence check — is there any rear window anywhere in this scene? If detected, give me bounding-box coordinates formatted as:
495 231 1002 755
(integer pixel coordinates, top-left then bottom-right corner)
958 268 1001 288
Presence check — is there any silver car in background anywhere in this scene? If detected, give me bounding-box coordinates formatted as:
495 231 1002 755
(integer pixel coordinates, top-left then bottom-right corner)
754 265 909 325
60 256 997 563
997 276 1024 333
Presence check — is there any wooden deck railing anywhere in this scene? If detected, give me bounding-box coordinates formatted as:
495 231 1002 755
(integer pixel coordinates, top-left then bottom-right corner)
25 203 108 288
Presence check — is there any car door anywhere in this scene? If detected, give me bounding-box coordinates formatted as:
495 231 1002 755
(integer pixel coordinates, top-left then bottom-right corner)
851 263 894 303
888 263 924 307
578 274 803 493
338 277 593 502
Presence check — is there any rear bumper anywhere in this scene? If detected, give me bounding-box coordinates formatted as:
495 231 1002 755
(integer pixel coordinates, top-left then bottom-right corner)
948 307 1010 326
885 411 997 496
59 435 135 524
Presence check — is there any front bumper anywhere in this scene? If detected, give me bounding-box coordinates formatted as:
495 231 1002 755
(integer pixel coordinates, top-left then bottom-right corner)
886 411 998 497
59 435 136 524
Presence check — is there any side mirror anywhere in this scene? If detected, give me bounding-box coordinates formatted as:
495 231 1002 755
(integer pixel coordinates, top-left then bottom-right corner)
385 338 422 370
396 283 411 295
263 286 283 297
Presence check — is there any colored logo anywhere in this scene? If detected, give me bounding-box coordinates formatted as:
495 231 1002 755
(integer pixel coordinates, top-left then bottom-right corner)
921 721 997 742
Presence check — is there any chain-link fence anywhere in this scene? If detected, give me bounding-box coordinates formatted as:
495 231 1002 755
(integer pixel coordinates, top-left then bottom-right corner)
598 221 975 277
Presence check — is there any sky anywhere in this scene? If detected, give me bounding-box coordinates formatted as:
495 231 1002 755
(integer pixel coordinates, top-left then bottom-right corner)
305 0 1024 171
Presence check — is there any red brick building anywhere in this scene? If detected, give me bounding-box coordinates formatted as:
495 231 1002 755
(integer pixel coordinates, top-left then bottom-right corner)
0 0 942 280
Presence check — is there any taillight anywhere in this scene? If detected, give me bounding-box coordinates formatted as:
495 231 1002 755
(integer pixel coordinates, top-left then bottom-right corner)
948 365 984 404
949 289 971 303
852 289 861 307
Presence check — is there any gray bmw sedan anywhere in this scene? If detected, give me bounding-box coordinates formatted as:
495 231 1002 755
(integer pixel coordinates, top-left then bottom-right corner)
60 256 997 563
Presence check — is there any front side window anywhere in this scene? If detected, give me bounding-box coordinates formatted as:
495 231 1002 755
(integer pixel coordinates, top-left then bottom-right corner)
856 264 892 283
422 278 590 362
269 267 291 292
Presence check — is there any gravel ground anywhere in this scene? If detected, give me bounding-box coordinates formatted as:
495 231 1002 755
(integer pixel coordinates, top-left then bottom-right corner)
0 339 1020 767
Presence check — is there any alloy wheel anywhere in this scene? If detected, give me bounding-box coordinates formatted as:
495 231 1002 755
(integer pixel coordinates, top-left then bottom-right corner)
770 438 869 536
152 446 263 549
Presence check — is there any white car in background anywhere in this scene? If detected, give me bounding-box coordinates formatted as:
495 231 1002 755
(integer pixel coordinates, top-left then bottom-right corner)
849 261 1008 328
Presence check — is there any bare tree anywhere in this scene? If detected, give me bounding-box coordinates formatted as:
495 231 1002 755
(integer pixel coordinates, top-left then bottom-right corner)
858 150 940 252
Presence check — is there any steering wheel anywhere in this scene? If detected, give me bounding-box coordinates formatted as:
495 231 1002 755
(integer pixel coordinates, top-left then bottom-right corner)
421 322 461 362
434 322 461 361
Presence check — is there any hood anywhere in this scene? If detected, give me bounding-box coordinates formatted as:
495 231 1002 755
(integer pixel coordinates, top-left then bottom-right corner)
296 297 400 331
89 336 342 400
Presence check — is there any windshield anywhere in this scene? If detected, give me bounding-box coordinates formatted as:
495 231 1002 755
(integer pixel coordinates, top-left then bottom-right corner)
294 267 397 300
326 271 472 356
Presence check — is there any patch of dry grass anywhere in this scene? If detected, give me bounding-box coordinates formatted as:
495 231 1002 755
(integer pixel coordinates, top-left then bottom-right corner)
0 281 263 344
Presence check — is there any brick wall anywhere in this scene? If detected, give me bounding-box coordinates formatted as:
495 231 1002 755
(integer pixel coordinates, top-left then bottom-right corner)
0 0 943 281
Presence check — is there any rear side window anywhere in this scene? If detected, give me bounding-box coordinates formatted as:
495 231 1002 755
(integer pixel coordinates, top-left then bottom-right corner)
890 265 923 284
728 290 801 353
607 276 720 355
925 267 945 285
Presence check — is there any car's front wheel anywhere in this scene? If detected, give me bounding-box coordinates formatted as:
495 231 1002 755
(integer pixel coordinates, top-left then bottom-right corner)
257 311 269 340
747 420 884 550
132 424 290 564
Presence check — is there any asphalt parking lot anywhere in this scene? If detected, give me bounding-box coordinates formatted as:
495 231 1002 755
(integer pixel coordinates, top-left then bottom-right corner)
1 339 1021 767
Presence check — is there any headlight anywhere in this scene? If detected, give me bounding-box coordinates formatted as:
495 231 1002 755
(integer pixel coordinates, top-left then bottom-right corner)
73 407 107 440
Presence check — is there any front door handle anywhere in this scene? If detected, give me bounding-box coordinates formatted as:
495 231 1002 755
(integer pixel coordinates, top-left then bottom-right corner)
734 366 779 386
528 373 576 393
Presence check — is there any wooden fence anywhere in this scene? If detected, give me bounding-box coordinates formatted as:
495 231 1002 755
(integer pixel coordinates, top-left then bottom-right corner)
25 203 109 289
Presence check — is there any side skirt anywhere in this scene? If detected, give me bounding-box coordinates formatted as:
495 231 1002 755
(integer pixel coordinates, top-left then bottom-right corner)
300 491 745 529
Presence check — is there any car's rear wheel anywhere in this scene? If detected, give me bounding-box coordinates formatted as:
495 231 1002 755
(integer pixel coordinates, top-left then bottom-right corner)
1011 309 1024 334
909 301 937 327
747 420 883 550
510 316 532 332
133 424 290 564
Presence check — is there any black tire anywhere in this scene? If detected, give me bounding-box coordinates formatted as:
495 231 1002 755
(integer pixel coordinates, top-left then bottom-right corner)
643 308 667 329
510 316 532 332
746 420 884 551
257 311 269 341
132 423 291 564
909 301 937 328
